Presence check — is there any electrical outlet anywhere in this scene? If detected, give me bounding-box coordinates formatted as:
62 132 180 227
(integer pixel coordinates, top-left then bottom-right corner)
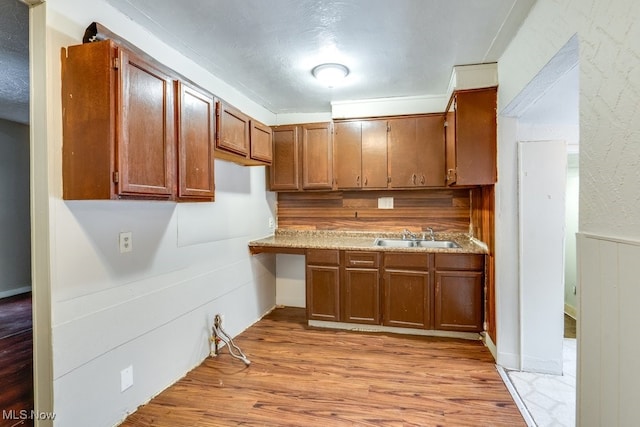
120 365 133 392
268 217 275 229
119 231 132 253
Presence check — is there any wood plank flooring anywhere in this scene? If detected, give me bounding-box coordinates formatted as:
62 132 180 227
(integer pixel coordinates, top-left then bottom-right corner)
120 307 524 426
0 292 33 427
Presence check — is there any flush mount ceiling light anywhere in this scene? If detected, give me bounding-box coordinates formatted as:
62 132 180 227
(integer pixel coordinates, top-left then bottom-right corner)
312 63 349 87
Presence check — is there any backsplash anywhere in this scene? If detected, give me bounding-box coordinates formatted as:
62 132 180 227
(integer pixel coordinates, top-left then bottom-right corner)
276 189 471 233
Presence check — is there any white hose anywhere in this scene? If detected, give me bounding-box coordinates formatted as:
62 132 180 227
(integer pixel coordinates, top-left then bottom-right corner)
211 314 251 366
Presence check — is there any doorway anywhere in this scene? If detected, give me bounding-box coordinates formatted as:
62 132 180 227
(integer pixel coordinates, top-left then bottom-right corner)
497 35 579 426
0 0 33 423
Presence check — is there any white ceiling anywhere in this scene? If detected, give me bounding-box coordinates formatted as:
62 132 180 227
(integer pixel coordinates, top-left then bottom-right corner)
0 0 537 124
104 0 536 114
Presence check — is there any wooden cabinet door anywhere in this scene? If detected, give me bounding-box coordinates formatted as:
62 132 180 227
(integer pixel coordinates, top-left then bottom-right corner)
343 251 380 325
306 249 341 321
435 271 483 332
302 122 333 190
216 101 250 156
62 40 116 200
387 117 416 188
250 120 273 163
383 269 431 329
452 87 497 186
118 49 175 198
270 125 300 190
388 115 444 188
415 115 445 187
361 120 389 188
383 252 431 329
334 121 362 189
175 81 215 201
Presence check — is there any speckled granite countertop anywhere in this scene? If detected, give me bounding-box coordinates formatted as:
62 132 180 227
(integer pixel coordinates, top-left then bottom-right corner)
249 230 488 254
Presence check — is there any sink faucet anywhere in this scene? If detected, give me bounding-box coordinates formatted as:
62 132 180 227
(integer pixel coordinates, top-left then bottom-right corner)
424 227 435 241
402 228 417 240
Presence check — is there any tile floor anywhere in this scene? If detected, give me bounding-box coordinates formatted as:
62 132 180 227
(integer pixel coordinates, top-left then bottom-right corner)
500 315 577 427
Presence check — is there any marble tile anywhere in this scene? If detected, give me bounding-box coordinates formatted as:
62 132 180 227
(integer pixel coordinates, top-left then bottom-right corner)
505 338 576 427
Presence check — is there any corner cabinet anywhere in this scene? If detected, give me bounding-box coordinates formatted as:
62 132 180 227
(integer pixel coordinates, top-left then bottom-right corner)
270 125 300 190
62 40 216 201
269 122 333 191
445 87 497 186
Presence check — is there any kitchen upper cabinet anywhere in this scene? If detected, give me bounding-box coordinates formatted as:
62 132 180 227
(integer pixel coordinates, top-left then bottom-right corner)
306 249 341 322
434 254 484 332
270 125 300 190
342 251 381 325
302 122 334 190
382 253 432 329
388 115 445 188
62 40 176 200
445 87 497 186
334 120 388 189
175 81 215 201
215 100 273 166
215 101 250 157
250 120 273 164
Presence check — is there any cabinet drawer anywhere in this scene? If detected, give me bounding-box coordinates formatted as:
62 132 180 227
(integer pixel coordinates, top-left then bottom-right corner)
435 254 484 271
306 249 340 265
383 253 430 269
344 251 380 268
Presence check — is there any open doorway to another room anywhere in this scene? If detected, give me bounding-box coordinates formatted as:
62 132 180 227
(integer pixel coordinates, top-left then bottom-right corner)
0 0 33 423
498 36 579 427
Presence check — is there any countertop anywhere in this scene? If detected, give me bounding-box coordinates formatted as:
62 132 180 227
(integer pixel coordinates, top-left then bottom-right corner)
248 230 488 255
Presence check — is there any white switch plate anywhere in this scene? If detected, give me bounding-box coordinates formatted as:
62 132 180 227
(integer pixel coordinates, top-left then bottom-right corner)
119 231 132 253
120 365 133 392
378 197 394 209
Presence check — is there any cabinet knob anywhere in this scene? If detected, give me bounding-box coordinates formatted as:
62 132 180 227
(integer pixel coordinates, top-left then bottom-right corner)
364 177 368 186
412 174 416 185
420 175 425 185
356 175 360 185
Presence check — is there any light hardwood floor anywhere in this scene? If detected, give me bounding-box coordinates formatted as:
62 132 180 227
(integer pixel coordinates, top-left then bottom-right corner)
120 307 524 426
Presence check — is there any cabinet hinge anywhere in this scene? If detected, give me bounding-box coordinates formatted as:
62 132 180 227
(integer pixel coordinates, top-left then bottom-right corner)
387 176 391 183
444 120 448 128
112 57 119 69
113 171 119 183
386 125 390 132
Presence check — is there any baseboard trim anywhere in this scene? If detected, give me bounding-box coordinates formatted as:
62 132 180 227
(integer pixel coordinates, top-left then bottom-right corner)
0 286 31 299
496 365 536 427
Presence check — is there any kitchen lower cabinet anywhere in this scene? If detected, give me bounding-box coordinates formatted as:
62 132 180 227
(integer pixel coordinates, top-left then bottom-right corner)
304 249 484 333
343 251 380 325
382 253 431 329
434 254 484 332
306 249 341 321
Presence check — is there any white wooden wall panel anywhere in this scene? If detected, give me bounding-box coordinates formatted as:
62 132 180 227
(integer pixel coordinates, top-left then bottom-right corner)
578 233 640 427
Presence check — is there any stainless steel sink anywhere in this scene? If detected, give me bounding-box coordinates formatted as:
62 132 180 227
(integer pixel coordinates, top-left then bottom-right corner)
373 238 461 249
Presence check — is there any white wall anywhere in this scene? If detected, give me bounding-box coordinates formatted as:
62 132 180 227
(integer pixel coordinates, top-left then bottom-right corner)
43 1 277 426
498 0 640 424
0 118 31 297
